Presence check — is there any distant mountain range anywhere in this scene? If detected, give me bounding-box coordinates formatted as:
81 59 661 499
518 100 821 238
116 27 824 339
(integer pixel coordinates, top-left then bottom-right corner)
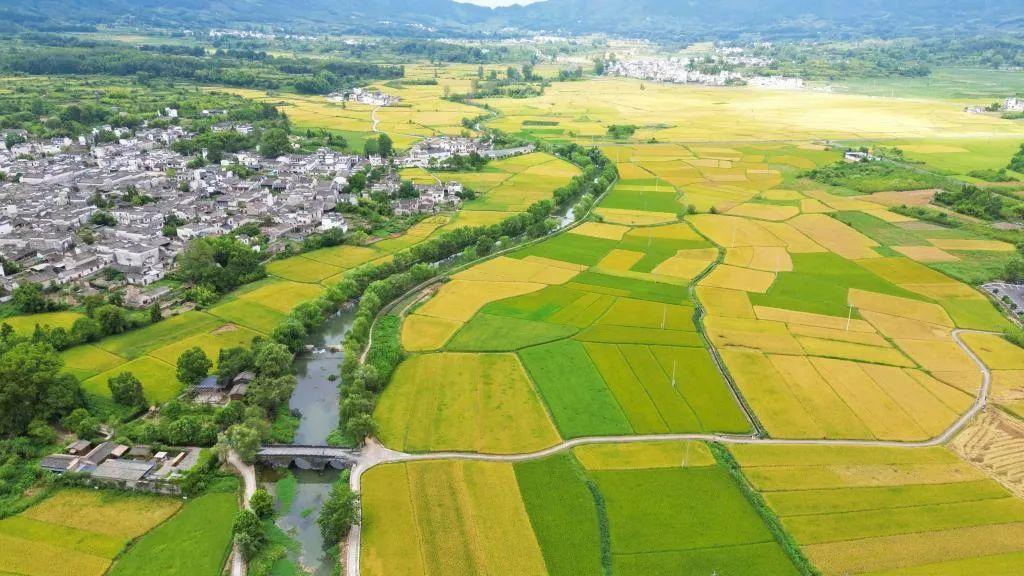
2 0 1021 39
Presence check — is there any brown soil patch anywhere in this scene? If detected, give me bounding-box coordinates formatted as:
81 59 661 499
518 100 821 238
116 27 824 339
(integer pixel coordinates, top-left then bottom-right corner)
859 189 938 207
211 323 239 335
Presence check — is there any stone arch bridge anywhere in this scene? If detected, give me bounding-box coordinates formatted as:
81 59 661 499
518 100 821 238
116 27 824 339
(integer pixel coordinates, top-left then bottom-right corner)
256 445 360 470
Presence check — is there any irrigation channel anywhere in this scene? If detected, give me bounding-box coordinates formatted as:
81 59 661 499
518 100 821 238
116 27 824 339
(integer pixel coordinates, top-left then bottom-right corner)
262 308 356 576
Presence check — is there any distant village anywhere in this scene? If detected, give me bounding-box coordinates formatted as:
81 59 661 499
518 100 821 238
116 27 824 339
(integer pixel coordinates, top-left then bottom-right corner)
0 101 522 306
604 50 804 89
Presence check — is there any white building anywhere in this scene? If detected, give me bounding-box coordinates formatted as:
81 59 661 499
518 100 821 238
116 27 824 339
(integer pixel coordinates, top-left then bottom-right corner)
1005 98 1024 113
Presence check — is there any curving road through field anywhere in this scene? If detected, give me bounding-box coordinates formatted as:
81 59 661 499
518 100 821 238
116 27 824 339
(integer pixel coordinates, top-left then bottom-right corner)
342 327 996 576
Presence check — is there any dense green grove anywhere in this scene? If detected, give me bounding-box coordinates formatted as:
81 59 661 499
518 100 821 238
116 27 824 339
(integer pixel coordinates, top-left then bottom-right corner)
0 34 403 94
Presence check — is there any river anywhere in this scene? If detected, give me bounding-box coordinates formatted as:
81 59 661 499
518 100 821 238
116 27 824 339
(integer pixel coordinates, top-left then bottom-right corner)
266 308 355 575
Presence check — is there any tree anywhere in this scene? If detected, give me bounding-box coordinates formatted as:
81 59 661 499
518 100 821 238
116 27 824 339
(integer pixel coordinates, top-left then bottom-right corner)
254 341 293 378
250 489 274 519
176 346 212 387
71 317 102 344
108 371 147 409
345 413 377 446
149 302 162 323
271 318 307 353
377 133 393 157
363 137 380 157
318 475 358 544
247 375 296 413
226 424 261 462
475 235 494 256
217 347 253 386
0 342 81 436
11 282 47 314
93 305 128 335
259 128 291 158
233 510 265 560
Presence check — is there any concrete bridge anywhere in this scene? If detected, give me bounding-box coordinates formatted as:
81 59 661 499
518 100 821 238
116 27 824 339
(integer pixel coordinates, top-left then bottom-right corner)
256 445 360 470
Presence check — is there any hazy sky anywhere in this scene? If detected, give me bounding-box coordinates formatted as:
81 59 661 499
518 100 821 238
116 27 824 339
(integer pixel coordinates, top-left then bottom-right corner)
455 0 544 7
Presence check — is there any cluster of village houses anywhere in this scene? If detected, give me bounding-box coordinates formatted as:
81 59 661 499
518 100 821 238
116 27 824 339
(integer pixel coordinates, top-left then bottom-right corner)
605 56 803 89
41 439 202 494
329 86 401 107
0 118 507 303
964 97 1024 114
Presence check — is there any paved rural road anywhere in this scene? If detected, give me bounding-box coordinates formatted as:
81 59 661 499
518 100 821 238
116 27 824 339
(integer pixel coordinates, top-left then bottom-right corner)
226 450 257 576
342 328 995 575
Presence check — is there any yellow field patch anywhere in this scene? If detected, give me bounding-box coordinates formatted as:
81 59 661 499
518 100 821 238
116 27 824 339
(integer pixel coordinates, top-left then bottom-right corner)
991 370 1024 406
760 189 804 201
725 246 792 272
848 289 953 327
416 280 546 322
961 333 1024 369
570 221 630 240
706 316 804 354
721 348 825 438
809 358 926 441
895 339 978 373
789 214 879 259
804 523 1024 576
754 306 876 332
651 248 718 279
362 460 548 576
596 249 645 271
624 222 703 241
892 245 960 263
594 207 677 225
573 440 715 470
23 490 181 539
859 364 961 437
376 353 560 454
863 189 938 207
787 324 889 346
726 203 800 221
696 286 755 319
454 256 579 285
799 199 834 214
767 354 873 439
857 257 956 286
701 264 777 293
863 209 915 223
859 310 951 340
689 214 784 248
927 238 1016 251
798 337 913 367
402 314 463 351
757 221 827 253
907 370 975 412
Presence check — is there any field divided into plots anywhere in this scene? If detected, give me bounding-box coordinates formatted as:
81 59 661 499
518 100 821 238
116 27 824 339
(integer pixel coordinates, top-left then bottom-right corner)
381 209 752 450
360 442 800 576
597 142 1015 442
731 444 1024 575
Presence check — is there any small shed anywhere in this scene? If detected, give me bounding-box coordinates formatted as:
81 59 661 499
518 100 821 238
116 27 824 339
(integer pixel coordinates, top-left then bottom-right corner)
66 439 91 455
82 442 117 467
40 454 78 473
110 444 130 459
232 371 256 385
228 383 249 401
